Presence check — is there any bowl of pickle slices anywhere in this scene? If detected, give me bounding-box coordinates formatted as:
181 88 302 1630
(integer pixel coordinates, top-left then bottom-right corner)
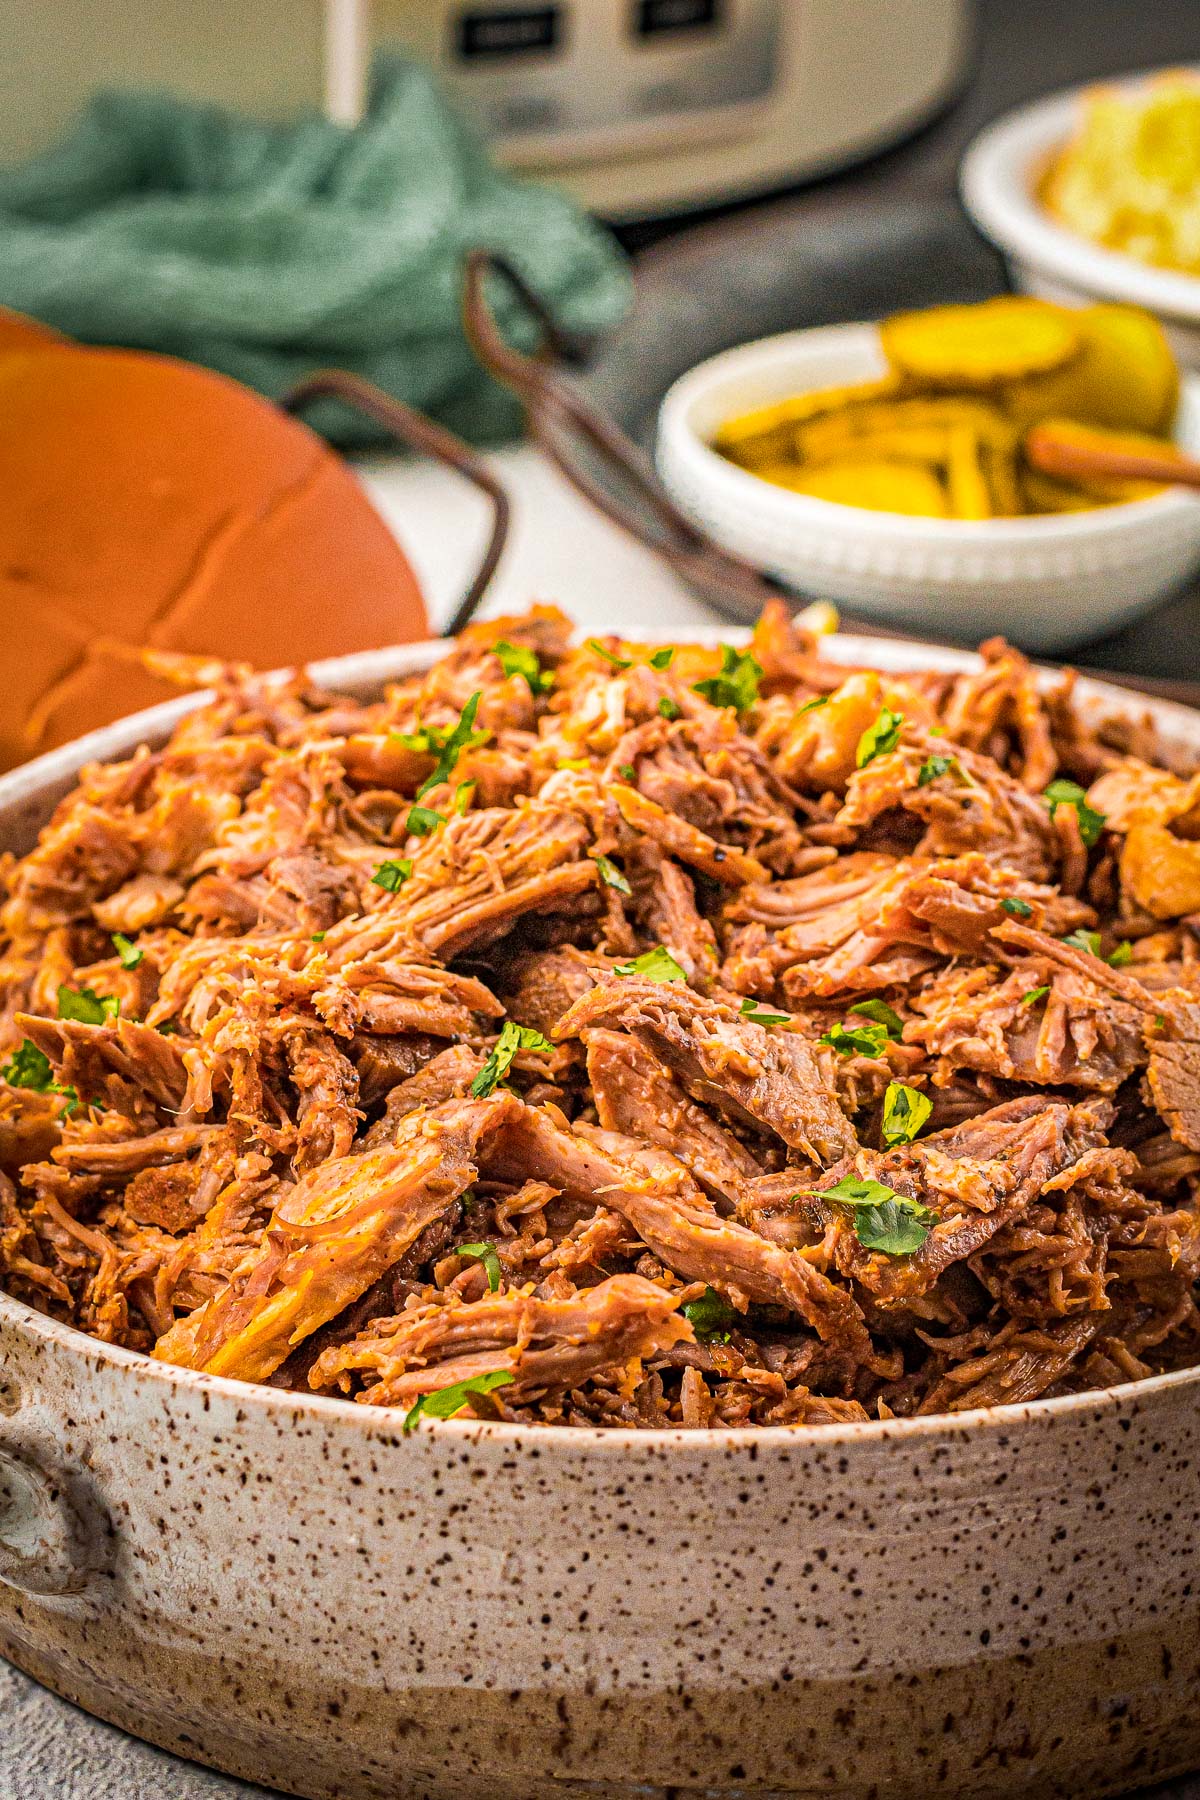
655 295 1200 651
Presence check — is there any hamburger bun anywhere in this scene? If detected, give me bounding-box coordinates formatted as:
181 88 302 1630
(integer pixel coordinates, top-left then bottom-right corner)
0 308 69 355
0 335 428 769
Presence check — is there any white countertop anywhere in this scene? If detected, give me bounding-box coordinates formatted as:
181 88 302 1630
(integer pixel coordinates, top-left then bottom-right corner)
357 442 727 639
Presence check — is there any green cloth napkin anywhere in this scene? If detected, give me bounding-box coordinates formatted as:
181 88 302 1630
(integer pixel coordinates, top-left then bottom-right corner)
0 58 630 445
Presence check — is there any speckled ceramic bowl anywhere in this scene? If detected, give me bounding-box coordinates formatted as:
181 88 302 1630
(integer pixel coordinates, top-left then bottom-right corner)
2 635 1200 1800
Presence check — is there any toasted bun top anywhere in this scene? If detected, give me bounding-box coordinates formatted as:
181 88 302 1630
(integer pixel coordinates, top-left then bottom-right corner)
0 336 428 768
0 309 69 354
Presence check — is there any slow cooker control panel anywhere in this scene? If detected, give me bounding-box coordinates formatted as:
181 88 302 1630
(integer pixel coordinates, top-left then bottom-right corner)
414 0 784 161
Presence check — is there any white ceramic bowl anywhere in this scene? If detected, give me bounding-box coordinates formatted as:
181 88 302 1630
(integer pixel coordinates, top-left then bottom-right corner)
960 67 1200 367
655 321 1200 652
3 635 1200 1800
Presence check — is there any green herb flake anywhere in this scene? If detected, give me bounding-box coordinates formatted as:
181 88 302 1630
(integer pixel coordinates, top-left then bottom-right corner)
587 639 633 671
406 804 445 837
693 644 763 714
593 854 633 897
797 694 830 715
853 1197 935 1256
470 1021 555 1099
453 780 475 816
458 1241 502 1292
739 997 790 1027
1 1039 79 1116
917 753 955 787
880 1081 933 1149
856 708 904 769
1108 939 1134 967
999 897 1033 918
798 1174 935 1257
402 1369 514 1433
1 1039 52 1090
617 763 636 781
1063 928 1101 957
111 932 143 970
57 984 119 1025
612 945 687 984
819 1020 889 1059
657 696 681 721
495 640 554 694
848 998 903 1039
1043 777 1106 848
649 647 675 670
1022 985 1050 1007
371 858 414 893
156 1020 180 1037
310 932 326 943
681 1285 737 1342
408 692 488 799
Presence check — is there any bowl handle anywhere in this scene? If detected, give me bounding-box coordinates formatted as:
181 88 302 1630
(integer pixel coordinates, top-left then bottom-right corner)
0 1436 100 1596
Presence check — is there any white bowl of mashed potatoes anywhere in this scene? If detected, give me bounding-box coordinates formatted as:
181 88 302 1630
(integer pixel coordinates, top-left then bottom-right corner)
962 68 1200 369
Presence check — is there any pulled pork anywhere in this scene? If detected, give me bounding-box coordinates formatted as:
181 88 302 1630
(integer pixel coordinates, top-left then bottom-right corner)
1 604 1198 1428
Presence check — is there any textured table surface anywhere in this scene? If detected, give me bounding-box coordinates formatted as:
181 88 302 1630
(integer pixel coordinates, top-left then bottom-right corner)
6 0 1200 1794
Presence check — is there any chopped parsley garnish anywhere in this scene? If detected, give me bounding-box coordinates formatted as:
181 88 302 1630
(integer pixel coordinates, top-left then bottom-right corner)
917 753 955 786
617 763 636 781
848 998 903 1039
371 858 413 892
470 1021 555 1098
693 644 763 713
495 640 554 694
999 897 1033 918
111 932 143 969
401 1370 514 1433
649 647 675 670
657 696 681 721
458 1241 502 1292
612 945 687 983
1043 778 1105 848
1022 985 1050 1006
57 984 119 1025
593 854 632 896
798 1174 935 1257
739 997 790 1027
819 1020 889 1059
880 1081 932 1149
587 639 632 670
0 1040 79 1115
311 932 326 943
1063 928 1101 956
682 1285 737 1342
398 693 487 800
797 694 830 715
2 1040 52 1089
856 708 904 769
156 1020 180 1036
406 804 445 837
1108 939 1133 967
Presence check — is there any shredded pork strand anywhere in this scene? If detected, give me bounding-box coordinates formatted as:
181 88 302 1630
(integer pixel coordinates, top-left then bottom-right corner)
1 602 1198 1428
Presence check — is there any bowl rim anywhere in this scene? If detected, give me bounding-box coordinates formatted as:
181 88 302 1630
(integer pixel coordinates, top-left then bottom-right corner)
3 628 1200 1452
960 64 1200 324
657 319 1200 541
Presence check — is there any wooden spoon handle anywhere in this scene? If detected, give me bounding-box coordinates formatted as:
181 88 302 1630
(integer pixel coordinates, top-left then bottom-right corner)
1026 423 1200 490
